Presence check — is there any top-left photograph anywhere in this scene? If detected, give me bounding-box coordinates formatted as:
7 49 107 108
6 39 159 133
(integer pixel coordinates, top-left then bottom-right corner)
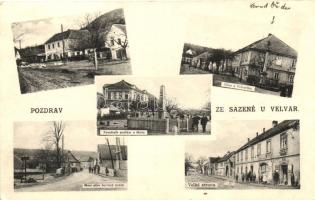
12 8 132 94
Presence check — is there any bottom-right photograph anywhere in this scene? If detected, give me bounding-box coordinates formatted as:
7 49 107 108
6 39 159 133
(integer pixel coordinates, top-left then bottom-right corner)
185 120 300 189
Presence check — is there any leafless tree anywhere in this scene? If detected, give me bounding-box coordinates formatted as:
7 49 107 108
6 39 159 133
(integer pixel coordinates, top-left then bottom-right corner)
165 97 179 114
42 121 65 168
75 11 109 70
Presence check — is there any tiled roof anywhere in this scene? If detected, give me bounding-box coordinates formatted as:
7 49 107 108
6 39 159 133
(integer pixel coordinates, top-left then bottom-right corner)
98 144 127 160
45 29 90 44
236 120 299 153
216 151 235 163
235 34 297 58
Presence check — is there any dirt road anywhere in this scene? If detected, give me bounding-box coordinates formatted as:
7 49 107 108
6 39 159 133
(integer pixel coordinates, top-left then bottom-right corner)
15 170 127 192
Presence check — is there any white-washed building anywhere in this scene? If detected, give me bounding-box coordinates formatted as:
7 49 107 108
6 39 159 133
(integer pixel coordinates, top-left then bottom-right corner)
234 120 300 186
104 24 129 60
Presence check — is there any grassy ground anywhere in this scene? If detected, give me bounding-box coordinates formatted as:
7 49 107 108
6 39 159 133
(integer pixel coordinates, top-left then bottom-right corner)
18 60 131 94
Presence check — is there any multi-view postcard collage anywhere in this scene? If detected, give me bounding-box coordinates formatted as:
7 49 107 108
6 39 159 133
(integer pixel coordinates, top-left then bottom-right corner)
2 1 313 199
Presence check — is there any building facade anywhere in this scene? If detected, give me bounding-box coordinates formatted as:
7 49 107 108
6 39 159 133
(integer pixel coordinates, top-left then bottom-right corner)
208 152 235 178
234 120 300 186
44 29 90 61
104 24 130 60
231 34 297 91
102 80 157 111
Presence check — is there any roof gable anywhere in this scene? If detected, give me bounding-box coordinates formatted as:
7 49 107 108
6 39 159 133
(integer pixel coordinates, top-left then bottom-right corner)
236 34 297 58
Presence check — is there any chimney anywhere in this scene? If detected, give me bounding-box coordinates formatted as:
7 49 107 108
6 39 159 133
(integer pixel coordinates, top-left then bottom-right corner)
268 33 272 37
256 132 259 137
247 138 250 142
263 128 265 133
272 121 278 127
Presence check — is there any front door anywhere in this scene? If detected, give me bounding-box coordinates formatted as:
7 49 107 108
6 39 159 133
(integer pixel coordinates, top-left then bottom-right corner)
281 165 288 185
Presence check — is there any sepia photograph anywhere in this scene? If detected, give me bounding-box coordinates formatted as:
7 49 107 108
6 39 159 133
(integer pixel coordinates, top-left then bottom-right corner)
96 75 211 135
180 16 299 98
14 121 128 191
185 120 300 189
12 8 131 94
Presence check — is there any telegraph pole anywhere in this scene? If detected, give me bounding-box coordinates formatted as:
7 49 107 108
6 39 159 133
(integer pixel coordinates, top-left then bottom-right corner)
61 24 65 61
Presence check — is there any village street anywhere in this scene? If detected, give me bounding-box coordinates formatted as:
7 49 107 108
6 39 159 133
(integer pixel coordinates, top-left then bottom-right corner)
15 169 127 192
180 64 281 96
185 173 294 189
18 60 131 94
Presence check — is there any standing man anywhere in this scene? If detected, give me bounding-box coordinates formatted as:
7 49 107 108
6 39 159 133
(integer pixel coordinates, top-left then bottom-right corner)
192 115 200 132
200 114 209 133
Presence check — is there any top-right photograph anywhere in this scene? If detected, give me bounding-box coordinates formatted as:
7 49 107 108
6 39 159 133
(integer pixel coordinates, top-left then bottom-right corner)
180 17 299 98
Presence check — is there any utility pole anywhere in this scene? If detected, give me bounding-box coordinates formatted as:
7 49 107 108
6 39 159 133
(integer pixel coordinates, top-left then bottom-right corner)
106 138 115 169
61 24 65 61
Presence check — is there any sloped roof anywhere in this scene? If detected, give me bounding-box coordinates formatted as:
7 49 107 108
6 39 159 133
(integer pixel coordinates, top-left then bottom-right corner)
98 144 127 160
193 51 212 60
45 29 90 44
216 151 235 163
103 80 144 93
112 24 127 35
71 151 98 162
14 155 24 169
66 151 80 163
236 120 299 153
235 34 297 58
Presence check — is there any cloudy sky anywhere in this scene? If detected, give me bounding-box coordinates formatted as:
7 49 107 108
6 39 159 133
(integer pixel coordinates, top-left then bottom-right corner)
11 15 80 48
185 15 301 52
96 75 211 110
14 121 126 152
185 120 275 161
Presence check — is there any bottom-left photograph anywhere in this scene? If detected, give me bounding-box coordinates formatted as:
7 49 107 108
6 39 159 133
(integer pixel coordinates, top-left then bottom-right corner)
13 121 127 192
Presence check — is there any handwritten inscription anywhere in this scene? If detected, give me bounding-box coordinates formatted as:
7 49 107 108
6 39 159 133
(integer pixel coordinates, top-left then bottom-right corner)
250 1 291 10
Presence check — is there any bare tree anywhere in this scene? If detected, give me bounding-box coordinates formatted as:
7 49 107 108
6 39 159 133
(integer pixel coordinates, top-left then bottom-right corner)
42 121 65 168
165 97 179 114
75 11 109 70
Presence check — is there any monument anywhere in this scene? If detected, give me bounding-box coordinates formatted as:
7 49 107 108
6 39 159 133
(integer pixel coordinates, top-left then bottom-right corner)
158 85 167 119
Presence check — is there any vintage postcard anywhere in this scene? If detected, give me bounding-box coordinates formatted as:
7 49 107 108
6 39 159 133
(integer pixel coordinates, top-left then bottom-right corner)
180 15 300 98
12 8 131 94
96 75 211 135
14 121 127 191
185 120 300 189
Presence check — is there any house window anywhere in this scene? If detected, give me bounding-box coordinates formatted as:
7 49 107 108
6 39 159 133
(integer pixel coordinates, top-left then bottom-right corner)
257 143 261 156
274 72 279 80
111 39 115 46
118 38 122 45
48 44 50 49
280 133 288 150
289 75 294 83
240 152 243 161
52 44 55 48
245 149 248 161
275 56 282 66
292 59 296 68
125 93 129 100
266 140 271 153
251 146 254 158
58 42 60 47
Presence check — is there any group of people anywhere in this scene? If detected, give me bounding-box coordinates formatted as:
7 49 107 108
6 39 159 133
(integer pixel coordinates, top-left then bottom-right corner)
88 165 100 174
235 171 257 183
235 170 299 187
191 114 209 133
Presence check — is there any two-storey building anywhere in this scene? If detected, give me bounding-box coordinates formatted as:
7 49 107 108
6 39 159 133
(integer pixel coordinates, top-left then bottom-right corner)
234 120 300 186
232 34 297 90
44 29 90 61
102 80 157 111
